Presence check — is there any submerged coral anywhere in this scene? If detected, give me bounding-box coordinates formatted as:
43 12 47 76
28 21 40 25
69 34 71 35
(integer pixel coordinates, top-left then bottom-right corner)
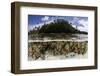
28 41 88 60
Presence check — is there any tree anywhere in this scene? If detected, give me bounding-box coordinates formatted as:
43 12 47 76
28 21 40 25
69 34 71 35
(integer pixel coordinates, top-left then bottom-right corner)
39 19 81 33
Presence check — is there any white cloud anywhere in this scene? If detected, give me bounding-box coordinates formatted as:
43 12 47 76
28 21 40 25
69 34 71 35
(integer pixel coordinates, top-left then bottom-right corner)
45 19 54 24
41 16 49 21
51 17 56 20
72 24 77 28
28 19 54 32
28 25 34 32
28 23 44 32
71 17 88 32
78 19 88 32
72 23 88 32
78 25 88 32
71 17 79 24
78 19 88 27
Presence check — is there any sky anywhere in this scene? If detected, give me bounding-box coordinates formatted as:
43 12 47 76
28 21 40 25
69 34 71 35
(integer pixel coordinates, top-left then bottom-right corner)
28 15 88 32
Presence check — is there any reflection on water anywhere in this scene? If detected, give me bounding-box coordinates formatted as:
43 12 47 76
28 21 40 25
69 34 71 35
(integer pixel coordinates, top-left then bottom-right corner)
70 34 88 40
28 34 88 42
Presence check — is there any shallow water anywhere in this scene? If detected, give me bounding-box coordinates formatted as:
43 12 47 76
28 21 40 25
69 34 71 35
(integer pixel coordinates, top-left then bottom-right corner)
28 34 88 42
28 34 88 61
28 52 88 61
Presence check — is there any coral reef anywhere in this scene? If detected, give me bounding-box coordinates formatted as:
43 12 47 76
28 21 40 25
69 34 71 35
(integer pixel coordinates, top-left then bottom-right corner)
28 41 87 60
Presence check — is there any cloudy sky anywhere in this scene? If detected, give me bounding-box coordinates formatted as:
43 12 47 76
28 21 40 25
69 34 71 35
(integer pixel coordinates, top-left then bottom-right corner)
28 15 88 32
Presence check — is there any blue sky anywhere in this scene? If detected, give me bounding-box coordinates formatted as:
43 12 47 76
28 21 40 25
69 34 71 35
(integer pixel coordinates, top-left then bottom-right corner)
28 15 88 32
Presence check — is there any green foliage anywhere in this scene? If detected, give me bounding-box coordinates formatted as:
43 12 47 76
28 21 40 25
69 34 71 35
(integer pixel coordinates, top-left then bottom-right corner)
39 19 80 33
28 19 88 34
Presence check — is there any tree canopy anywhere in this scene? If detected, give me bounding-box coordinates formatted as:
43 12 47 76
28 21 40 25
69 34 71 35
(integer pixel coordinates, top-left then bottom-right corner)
39 19 80 33
29 19 87 34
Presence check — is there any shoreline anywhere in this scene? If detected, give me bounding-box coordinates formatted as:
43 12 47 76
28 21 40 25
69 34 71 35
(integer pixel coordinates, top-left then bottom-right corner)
28 39 88 43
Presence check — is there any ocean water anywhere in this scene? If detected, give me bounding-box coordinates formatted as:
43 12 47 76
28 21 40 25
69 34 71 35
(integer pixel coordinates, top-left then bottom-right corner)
28 34 88 60
28 34 88 42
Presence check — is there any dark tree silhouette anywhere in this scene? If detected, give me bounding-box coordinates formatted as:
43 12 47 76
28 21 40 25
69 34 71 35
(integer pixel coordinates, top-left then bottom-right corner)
39 19 82 33
28 19 87 34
